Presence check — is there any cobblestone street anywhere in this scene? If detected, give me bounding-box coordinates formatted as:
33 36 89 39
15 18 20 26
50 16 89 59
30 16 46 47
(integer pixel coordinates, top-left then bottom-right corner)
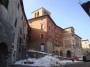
64 62 90 67
11 62 90 67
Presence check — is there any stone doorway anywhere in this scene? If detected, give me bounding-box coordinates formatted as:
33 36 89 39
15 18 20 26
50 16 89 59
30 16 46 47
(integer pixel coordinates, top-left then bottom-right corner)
67 50 71 58
41 43 45 52
60 51 63 56
0 42 8 67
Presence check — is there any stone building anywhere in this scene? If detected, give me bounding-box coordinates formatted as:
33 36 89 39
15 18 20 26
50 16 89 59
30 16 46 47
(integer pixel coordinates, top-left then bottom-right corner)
0 0 28 67
28 7 63 55
81 39 90 55
81 39 90 49
54 26 63 56
63 27 82 58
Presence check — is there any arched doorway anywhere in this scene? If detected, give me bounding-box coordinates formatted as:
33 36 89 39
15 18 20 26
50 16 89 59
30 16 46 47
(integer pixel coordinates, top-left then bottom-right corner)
67 50 71 58
41 43 45 52
0 42 8 67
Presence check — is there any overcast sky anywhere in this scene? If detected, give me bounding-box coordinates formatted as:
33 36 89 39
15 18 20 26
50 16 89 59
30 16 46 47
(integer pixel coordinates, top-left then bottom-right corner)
23 0 90 42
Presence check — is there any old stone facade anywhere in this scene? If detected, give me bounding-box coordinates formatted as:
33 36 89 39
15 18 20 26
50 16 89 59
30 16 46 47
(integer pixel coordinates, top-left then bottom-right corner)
81 39 90 49
0 0 13 66
28 8 83 57
53 26 63 56
0 0 28 66
81 39 90 55
63 27 83 57
28 7 63 55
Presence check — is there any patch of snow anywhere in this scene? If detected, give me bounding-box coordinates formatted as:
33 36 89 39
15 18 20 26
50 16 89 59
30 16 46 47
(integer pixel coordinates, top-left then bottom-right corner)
15 60 25 65
33 55 62 67
15 55 82 67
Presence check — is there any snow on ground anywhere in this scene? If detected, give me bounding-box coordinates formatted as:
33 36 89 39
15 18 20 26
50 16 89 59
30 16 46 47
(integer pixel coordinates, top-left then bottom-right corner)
33 55 62 66
15 55 82 67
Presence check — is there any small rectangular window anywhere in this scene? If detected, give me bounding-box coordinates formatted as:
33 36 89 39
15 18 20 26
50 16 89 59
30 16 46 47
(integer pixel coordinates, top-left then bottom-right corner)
41 34 44 39
14 19 17 27
37 12 39 16
12 33 15 42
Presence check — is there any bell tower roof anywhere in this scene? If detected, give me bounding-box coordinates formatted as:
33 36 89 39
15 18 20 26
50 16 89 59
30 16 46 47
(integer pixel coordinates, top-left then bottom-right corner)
31 7 51 18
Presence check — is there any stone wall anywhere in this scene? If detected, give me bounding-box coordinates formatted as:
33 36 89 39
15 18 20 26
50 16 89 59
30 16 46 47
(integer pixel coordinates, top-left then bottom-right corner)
0 17 13 51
